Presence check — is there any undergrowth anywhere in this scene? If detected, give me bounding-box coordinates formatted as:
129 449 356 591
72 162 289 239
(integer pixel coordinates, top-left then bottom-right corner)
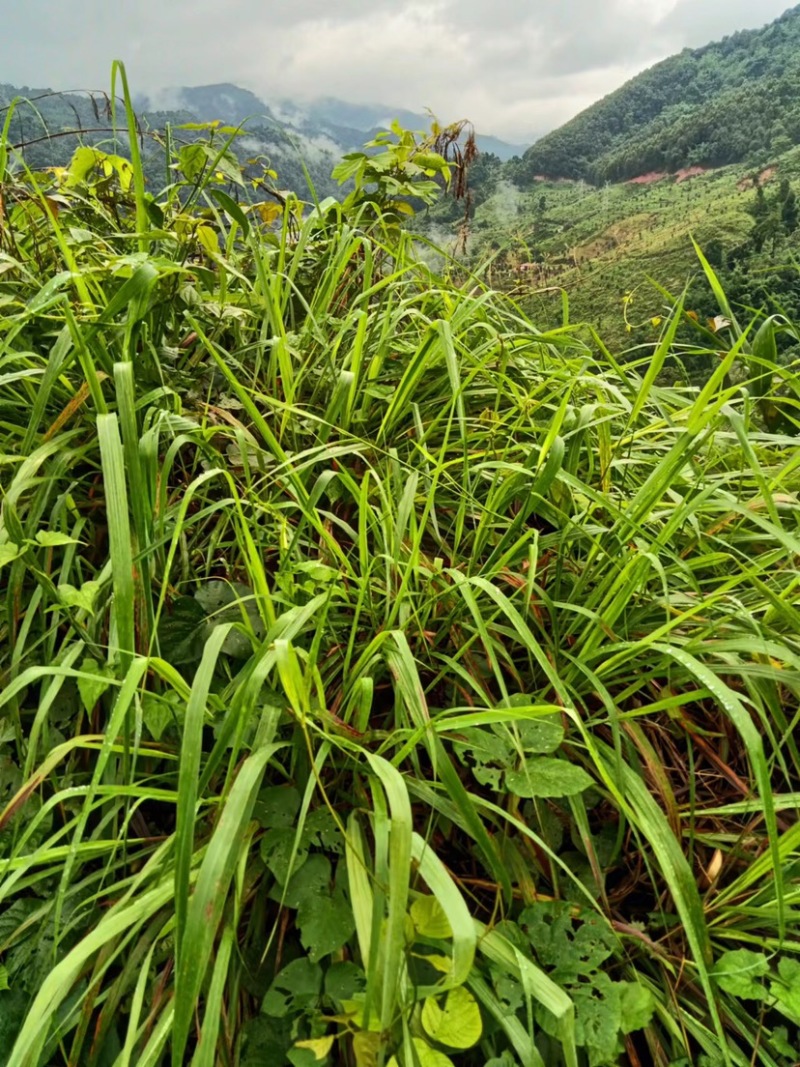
2 65 800 1067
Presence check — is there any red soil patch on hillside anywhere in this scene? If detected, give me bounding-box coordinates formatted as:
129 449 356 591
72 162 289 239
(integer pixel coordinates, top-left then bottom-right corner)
737 166 778 191
628 166 710 186
628 171 668 185
675 165 709 182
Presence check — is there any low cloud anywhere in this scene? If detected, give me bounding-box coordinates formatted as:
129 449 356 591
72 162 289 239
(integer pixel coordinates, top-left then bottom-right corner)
0 0 793 141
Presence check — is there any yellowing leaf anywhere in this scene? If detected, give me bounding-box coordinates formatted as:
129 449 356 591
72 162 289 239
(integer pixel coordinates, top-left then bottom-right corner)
257 202 283 226
0 543 25 569
387 1038 454 1067
352 1032 382 1067
196 225 219 257
411 952 453 974
35 531 79 547
421 987 482 1049
295 1035 335 1060
341 999 382 1031
411 895 453 940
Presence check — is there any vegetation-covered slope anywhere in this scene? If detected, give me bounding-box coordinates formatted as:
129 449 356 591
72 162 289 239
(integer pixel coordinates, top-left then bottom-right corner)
436 146 800 352
0 80 344 198
522 4 800 183
3 69 800 1067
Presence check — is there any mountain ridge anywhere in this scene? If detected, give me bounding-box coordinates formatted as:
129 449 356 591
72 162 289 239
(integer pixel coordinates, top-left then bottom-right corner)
136 83 530 161
520 3 800 184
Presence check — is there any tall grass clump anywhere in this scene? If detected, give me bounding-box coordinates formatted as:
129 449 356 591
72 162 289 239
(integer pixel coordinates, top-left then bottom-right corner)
1 67 800 1067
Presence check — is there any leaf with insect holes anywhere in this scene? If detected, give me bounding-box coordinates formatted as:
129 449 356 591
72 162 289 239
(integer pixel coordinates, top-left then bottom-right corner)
714 949 769 999
450 727 511 789
303 807 344 853
268 854 354 962
254 785 301 829
324 962 365 1003
261 806 344 884
506 756 593 798
261 827 309 885
571 975 623 1065
520 902 618 980
421 986 482 1049
297 890 355 963
262 958 322 1018
273 853 330 907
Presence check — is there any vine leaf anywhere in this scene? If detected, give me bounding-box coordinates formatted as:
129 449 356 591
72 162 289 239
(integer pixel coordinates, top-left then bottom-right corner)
421 986 482 1049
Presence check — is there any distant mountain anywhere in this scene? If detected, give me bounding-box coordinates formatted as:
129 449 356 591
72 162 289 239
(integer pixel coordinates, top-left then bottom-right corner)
2 77 528 203
273 96 530 161
137 84 279 127
141 87 530 163
522 4 800 184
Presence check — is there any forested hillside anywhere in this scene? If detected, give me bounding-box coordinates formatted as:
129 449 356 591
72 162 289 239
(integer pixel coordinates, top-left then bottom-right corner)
521 4 800 183
0 81 343 197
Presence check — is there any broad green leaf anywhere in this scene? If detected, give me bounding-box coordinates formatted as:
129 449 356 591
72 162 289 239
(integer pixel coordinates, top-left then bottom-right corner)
770 957 800 1022
713 949 769 999
411 895 453 940
262 958 323 1018
0 544 24 568
58 581 101 615
77 658 114 713
619 982 656 1033
506 757 593 799
515 717 565 754
141 691 181 741
421 986 483 1049
34 531 79 547
297 891 355 963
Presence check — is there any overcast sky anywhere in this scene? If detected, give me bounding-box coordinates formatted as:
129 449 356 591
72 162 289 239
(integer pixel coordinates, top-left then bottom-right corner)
0 0 794 140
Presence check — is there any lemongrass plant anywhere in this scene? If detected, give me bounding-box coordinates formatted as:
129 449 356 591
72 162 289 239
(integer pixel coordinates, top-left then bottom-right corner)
1 64 800 1067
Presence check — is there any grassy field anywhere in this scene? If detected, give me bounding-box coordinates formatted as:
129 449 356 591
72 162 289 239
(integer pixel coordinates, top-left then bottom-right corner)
2 72 800 1067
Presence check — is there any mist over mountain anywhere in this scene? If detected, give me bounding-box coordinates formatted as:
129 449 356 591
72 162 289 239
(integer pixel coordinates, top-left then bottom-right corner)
137 84 530 162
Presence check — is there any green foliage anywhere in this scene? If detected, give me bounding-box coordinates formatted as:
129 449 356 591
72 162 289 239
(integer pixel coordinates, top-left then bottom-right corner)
522 6 800 183
2 64 800 1067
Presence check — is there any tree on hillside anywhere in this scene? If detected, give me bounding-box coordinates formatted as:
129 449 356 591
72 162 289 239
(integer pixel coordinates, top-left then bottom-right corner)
780 178 799 234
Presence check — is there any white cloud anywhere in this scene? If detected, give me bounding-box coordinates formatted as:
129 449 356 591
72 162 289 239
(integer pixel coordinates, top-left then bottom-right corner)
0 0 793 141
